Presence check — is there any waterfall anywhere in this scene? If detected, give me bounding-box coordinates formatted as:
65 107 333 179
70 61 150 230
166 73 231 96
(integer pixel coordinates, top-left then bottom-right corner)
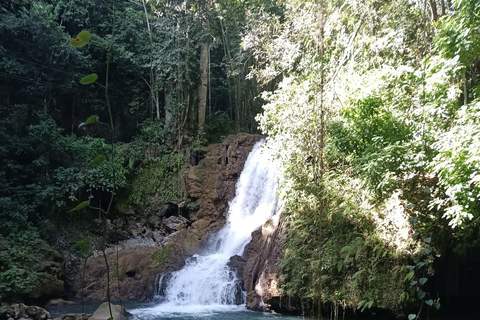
134 141 279 315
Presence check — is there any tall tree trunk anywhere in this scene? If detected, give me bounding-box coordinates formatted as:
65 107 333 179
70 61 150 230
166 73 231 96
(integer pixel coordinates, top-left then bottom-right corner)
142 0 159 120
197 43 209 128
429 0 439 21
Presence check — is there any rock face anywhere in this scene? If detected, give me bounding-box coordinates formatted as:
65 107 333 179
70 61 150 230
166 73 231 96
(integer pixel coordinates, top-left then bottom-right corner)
74 133 262 302
89 303 131 320
243 214 296 313
6 304 51 320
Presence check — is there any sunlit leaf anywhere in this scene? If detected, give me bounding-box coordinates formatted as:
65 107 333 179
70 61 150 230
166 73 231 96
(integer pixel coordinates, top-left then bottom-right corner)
405 271 414 280
90 155 106 165
73 237 91 250
80 73 98 85
78 115 99 128
69 30 91 48
70 200 90 212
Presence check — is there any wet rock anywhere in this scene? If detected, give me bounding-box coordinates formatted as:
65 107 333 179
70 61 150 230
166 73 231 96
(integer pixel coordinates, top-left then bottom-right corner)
243 215 287 312
7 304 51 320
162 216 187 232
228 255 246 279
89 303 131 320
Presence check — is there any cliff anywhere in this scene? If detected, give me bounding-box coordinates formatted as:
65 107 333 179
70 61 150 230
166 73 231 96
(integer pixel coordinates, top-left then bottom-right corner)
70 133 263 302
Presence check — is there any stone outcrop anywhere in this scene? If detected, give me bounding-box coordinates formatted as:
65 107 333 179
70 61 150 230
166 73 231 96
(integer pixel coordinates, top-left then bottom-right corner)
243 214 297 313
89 303 131 320
6 304 51 320
74 133 262 302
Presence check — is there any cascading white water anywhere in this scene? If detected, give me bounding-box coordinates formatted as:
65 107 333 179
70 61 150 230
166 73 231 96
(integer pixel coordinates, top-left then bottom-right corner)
133 141 278 315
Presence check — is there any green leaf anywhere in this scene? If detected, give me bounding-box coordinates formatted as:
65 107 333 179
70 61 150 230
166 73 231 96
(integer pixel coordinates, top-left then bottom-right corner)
407 265 415 270
90 155 106 165
433 300 441 310
69 30 91 48
318 250 323 255
107 317 113 320
425 299 433 306
418 291 426 300
424 237 432 243
70 200 90 212
79 115 99 128
73 238 91 250
337 260 343 272
405 271 415 280
425 248 432 254
366 300 373 308
410 280 418 287
413 232 420 238
80 73 98 85
419 278 428 285
408 314 416 320
417 261 425 269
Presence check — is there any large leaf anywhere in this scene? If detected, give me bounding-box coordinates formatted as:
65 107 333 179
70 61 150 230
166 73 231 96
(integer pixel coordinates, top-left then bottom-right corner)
79 115 99 128
73 237 91 250
336 260 343 272
405 271 415 280
70 200 90 212
90 155 106 165
69 31 91 48
418 291 426 300
80 73 98 85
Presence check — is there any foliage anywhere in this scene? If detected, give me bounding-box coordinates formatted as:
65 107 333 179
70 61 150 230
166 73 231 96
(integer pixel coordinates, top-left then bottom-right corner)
128 153 186 206
0 229 58 300
150 244 173 268
253 0 480 315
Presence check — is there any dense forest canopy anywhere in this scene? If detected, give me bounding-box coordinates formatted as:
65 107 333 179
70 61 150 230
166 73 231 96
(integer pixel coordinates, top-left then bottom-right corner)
0 0 479 318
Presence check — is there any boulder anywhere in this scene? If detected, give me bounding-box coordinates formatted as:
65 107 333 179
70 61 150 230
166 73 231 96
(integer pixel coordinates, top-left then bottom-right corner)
162 216 187 232
89 303 131 320
7 304 50 320
243 214 290 313
227 255 246 279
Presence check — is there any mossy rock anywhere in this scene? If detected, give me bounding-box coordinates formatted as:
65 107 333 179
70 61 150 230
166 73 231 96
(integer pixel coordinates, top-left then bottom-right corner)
150 244 173 268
